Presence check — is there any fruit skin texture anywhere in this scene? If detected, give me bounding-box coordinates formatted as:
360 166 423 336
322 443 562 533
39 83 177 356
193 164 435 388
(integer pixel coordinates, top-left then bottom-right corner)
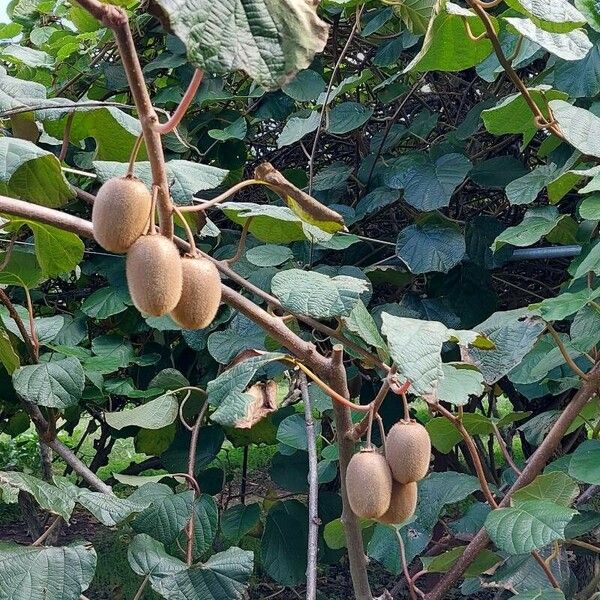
92 176 152 253
170 257 222 329
379 481 417 524
346 449 392 519
126 235 183 316
386 420 432 483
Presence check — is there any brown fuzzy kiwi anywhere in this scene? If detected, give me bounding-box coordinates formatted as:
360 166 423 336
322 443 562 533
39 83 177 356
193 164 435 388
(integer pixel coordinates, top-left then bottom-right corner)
170 257 222 329
385 420 431 483
126 234 183 316
379 481 417 525
346 449 392 519
92 176 152 253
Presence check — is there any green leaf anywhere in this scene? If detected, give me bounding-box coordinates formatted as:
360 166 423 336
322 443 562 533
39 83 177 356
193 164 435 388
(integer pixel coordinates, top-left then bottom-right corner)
484 500 576 554
504 0 585 33
261 500 308 586
246 244 293 267
436 363 485 406
381 313 480 395
342 300 389 357
0 323 19 374
133 489 194 546
0 250 44 289
104 394 179 431
44 106 145 162
221 201 330 243
405 1 497 73
568 439 600 484
395 221 465 274
128 533 187 581
180 495 218 558
271 269 368 318
505 164 558 205
94 160 228 205
327 102 373 134
426 412 493 453
465 309 545 384
492 206 566 250
221 503 261 543
277 111 320 148
579 194 600 219
12 357 85 409
276 413 321 451
504 17 591 60
0 542 96 600
208 117 248 142
384 152 471 211
576 0 600 31
392 0 436 34
554 45 600 98
422 546 502 577
208 315 266 365
81 285 131 319
416 471 480 528
512 472 579 506
529 287 600 320
152 547 254 600
76 491 146 526
482 88 569 146
0 137 74 207
511 591 566 600
0 471 74 520
152 0 328 90
550 100 600 158
7 219 84 277
207 353 284 427
282 69 326 102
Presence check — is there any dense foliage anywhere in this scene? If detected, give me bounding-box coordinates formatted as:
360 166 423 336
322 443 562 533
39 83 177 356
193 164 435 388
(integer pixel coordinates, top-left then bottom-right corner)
0 0 600 599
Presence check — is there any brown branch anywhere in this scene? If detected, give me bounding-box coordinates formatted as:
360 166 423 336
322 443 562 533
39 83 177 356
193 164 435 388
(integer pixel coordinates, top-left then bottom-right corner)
153 69 203 135
300 372 319 600
328 345 373 600
32 516 62 546
0 288 38 362
74 0 173 237
546 322 589 381
428 364 600 600
492 423 521 475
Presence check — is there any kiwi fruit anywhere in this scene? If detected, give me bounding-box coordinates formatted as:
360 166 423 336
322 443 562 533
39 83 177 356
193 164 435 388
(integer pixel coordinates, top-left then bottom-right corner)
385 420 431 483
170 257 222 329
379 481 417 525
126 234 183 316
346 449 392 519
92 176 152 253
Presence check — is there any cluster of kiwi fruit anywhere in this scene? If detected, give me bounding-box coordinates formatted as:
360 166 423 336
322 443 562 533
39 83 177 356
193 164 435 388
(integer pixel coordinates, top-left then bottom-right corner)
346 419 431 524
91 176 221 329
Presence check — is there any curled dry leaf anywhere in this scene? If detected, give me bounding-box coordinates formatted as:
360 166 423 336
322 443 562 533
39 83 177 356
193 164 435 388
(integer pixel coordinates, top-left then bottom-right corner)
234 380 278 428
254 162 346 233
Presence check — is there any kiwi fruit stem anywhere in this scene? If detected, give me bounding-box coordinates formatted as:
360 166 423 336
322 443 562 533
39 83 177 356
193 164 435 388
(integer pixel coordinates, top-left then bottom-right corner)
127 133 145 177
172 204 197 255
401 392 411 421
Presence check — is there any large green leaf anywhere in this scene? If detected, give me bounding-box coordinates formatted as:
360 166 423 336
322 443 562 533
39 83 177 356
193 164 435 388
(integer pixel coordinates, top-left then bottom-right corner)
276 413 321 451
0 322 19 374
221 202 331 243
422 546 502 577
12 357 85 409
152 547 254 600
151 0 328 90
484 500 576 554
104 394 179 431
7 218 84 277
426 412 493 453
383 152 471 211
0 542 96 600
221 503 261 543
465 309 545 383
132 489 194 546
576 0 600 30
505 0 586 33
395 221 465 274
277 111 319 147
271 269 368 318
568 439 600 484
492 206 566 250
207 353 284 427
43 106 145 162
94 160 228 205
482 88 569 146
405 1 497 72
0 471 75 520
512 472 579 506
76 490 147 527
550 100 600 157
128 533 187 581
529 287 600 321
261 500 308 586
327 102 373 134
436 363 485 406
0 137 74 207
392 0 437 34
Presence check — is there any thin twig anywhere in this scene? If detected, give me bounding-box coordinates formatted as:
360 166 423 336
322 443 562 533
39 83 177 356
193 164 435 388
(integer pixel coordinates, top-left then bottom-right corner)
153 69 203 134
31 516 62 546
300 373 319 600
546 322 589 380
492 423 521 475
